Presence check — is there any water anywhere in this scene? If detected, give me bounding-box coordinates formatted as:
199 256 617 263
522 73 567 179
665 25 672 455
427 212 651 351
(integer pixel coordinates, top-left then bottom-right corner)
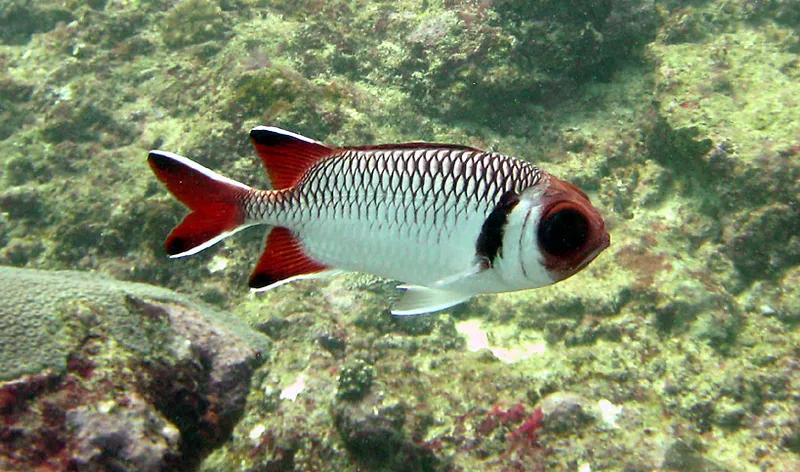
0 1 798 471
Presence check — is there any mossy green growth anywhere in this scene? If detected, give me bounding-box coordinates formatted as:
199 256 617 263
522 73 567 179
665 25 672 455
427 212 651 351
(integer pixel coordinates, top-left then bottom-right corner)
0 0 72 45
336 359 374 402
690 308 743 354
644 116 714 172
3 155 37 187
275 0 658 130
228 67 343 139
648 8 800 284
0 76 32 141
648 25 800 197
159 0 230 49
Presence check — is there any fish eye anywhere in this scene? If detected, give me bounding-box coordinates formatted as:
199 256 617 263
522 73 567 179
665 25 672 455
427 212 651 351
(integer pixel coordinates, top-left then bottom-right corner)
538 207 589 256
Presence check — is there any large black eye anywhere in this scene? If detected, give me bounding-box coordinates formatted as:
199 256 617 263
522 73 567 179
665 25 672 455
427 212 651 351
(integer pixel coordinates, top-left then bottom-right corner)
538 208 589 256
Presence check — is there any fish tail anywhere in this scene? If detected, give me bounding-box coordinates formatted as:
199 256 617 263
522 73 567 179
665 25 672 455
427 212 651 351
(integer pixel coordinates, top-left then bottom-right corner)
147 151 253 257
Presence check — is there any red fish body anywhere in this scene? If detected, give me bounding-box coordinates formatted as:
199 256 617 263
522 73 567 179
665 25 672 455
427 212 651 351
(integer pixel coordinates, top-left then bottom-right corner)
148 127 609 315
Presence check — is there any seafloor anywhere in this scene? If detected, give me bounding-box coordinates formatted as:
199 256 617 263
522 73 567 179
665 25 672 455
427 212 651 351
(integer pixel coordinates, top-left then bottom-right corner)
0 1 798 471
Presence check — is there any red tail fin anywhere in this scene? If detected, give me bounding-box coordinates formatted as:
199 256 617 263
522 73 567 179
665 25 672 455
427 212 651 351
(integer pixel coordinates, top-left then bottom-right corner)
148 151 251 257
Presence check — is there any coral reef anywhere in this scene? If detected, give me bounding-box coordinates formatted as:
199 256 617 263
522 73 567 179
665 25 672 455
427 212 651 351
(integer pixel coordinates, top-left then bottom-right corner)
0 0 798 470
0 267 269 471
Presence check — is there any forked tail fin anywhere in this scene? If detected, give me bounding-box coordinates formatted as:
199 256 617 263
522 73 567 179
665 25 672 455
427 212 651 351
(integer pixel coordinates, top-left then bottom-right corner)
147 151 253 257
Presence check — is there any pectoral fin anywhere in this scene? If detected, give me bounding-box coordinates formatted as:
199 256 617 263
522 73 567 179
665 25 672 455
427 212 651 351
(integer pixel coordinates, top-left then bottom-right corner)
430 258 490 289
392 285 472 316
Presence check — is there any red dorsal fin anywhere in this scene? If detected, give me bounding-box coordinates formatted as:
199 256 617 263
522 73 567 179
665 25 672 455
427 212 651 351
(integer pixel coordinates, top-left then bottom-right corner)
249 126 334 189
249 227 329 290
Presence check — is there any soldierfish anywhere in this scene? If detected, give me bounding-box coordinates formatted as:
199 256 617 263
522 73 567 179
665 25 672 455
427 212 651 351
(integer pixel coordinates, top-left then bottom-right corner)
148 127 609 315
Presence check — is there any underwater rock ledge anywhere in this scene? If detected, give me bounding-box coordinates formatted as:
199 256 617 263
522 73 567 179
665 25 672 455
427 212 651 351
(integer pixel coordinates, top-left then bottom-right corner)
0 266 271 471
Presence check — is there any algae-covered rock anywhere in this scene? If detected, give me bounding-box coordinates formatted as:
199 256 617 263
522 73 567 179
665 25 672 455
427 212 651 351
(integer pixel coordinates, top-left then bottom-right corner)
0 0 72 45
334 400 441 472
725 203 799 280
159 0 231 49
537 392 597 434
336 358 374 402
662 439 727 472
1 1 799 470
647 13 800 285
0 267 270 471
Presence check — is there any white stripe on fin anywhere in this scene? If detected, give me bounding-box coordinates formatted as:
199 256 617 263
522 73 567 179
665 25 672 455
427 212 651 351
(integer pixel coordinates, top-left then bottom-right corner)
250 126 325 145
392 285 472 316
249 269 345 292
149 150 252 191
169 223 257 258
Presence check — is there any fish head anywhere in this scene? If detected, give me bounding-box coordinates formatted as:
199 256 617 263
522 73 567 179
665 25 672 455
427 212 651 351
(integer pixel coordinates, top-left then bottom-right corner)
502 175 609 289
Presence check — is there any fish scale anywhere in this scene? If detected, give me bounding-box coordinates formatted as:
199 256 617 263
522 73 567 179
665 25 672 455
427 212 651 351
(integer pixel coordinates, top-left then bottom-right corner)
243 147 543 285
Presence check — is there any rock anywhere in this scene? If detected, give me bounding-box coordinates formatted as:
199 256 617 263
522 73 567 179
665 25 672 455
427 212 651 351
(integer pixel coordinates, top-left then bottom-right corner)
537 392 597 434
662 439 727 472
725 203 799 280
0 267 270 471
336 359 374 402
775 268 800 324
67 395 180 472
334 401 440 472
0 0 72 44
0 187 44 221
159 0 231 49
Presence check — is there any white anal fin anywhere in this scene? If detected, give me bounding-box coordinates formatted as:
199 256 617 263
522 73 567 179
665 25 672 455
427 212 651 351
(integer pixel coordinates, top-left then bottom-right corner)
391 285 472 316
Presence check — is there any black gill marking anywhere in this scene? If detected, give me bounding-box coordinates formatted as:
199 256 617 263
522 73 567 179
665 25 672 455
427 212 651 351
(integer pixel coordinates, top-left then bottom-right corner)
518 204 535 280
476 190 520 266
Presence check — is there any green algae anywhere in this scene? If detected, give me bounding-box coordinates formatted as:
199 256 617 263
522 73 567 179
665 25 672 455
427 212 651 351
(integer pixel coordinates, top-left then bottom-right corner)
159 0 231 49
228 67 345 139
336 358 375 402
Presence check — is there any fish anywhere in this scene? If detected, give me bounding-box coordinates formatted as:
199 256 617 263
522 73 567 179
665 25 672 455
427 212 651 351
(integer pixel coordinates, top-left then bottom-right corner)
147 127 610 315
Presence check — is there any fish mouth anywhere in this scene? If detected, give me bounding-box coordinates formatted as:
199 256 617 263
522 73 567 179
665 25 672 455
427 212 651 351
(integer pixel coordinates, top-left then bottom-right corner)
576 231 610 270
599 231 611 251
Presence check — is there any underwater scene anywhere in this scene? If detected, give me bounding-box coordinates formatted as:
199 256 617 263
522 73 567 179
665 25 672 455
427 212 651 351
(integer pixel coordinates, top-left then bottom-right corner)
0 0 798 471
